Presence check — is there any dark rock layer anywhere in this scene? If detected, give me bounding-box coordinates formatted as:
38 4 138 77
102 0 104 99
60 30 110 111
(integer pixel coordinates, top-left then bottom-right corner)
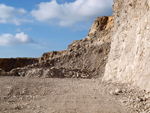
0 58 39 72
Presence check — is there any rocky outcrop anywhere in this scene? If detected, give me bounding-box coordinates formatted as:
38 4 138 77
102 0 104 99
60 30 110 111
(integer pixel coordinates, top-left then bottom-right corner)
40 50 67 61
103 0 150 91
86 16 114 41
1 16 113 78
0 58 39 72
40 16 114 63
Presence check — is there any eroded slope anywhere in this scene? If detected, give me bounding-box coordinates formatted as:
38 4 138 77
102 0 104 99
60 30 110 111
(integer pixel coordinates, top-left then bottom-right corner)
1 16 114 78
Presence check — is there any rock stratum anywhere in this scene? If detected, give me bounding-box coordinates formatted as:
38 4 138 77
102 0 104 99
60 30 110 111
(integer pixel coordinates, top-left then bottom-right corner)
0 58 39 72
103 0 150 92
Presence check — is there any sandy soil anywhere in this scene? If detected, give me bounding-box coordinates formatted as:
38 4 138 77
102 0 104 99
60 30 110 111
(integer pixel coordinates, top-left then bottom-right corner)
0 76 140 113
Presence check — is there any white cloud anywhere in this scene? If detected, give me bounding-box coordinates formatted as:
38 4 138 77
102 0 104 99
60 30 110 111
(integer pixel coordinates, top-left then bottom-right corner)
72 27 84 32
15 28 21 32
31 0 113 26
0 32 35 46
0 4 32 25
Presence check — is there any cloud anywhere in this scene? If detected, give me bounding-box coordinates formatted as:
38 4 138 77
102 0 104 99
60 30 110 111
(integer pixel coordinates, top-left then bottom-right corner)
72 27 84 32
0 32 35 46
31 0 113 26
0 4 32 25
15 28 21 32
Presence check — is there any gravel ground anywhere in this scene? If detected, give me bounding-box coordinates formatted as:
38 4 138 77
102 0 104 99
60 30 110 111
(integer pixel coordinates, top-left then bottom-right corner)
0 76 149 113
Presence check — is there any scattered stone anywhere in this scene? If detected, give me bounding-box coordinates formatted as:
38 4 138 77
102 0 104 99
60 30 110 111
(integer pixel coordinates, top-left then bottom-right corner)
115 88 122 94
110 89 122 95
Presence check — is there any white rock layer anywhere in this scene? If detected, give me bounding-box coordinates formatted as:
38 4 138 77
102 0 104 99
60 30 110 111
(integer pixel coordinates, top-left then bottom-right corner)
103 0 150 91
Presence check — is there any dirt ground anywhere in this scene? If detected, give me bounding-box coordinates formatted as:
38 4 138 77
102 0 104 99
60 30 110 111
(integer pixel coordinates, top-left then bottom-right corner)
0 76 148 113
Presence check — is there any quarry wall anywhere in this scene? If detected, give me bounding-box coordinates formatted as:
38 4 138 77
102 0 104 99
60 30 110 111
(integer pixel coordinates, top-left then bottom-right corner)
0 58 39 72
103 0 150 91
0 16 113 78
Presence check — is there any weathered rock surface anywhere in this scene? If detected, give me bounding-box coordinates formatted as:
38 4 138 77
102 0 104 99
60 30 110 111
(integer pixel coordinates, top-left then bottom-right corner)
103 0 150 91
87 16 114 42
11 37 111 78
1 16 113 78
40 50 67 62
0 58 39 72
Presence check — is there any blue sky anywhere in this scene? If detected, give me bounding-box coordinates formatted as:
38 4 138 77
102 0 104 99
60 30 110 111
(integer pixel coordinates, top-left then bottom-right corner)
0 0 113 58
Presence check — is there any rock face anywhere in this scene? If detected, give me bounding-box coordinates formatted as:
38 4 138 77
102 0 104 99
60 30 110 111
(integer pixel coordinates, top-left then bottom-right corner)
103 0 150 91
0 58 39 72
1 16 113 78
86 16 114 42
40 50 67 62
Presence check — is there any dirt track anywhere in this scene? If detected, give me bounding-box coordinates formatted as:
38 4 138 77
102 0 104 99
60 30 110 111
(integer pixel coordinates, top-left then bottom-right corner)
0 77 134 113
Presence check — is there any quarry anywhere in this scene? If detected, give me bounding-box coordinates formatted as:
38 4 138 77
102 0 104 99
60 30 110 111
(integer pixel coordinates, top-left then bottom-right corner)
0 0 150 112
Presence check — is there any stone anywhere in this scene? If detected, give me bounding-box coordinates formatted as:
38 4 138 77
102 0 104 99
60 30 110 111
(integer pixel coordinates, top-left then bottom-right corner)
115 89 122 94
0 68 5 75
110 89 122 95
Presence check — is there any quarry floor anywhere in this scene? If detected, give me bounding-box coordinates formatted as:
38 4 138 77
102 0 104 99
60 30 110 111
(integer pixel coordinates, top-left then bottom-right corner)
0 77 149 113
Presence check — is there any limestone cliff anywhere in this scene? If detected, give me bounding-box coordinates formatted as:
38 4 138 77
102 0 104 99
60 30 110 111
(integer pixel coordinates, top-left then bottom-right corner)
86 16 113 42
103 0 150 91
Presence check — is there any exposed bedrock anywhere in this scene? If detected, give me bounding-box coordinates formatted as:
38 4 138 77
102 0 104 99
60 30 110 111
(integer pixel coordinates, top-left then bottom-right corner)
0 58 39 72
103 0 150 91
